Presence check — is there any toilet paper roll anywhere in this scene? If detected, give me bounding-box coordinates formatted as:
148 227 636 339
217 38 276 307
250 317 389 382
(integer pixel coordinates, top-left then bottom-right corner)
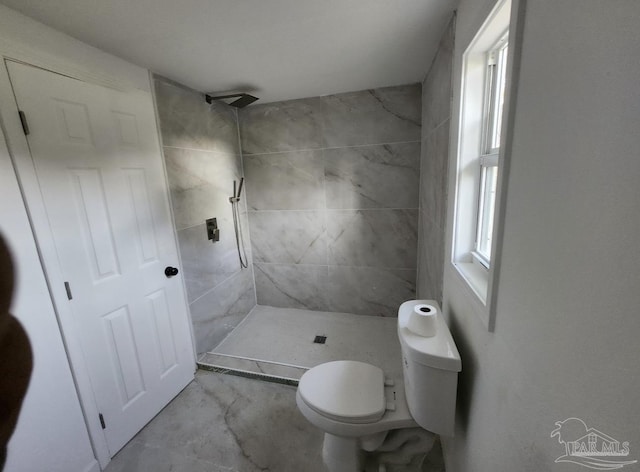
406 304 437 337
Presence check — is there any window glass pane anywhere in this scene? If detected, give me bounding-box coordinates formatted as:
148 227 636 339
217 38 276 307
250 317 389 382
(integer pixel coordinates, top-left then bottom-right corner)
476 165 498 261
491 43 509 150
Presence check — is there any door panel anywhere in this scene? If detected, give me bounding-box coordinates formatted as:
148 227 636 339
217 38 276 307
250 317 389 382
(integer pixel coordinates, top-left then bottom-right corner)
8 61 194 455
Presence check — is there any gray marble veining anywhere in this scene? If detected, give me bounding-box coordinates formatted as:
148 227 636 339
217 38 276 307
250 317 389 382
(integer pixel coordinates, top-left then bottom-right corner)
164 146 242 230
239 97 325 154
422 16 455 133
321 85 422 147
189 269 256 354
324 142 420 209
420 120 450 231
154 74 256 353
177 223 240 303
213 306 404 378
327 209 418 269
240 83 421 312
243 150 325 210
105 371 327 472
417 17 454 303
254 263 329 311
154 77 240 155
416 213 445 301
328 266 416 317
249 210 327 265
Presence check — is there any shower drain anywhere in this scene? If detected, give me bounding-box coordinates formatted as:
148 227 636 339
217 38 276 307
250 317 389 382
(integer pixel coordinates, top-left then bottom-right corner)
313 335 327 344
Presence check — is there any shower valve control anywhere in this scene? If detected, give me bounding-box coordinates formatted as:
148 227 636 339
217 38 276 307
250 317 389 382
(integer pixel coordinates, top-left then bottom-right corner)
206 217 220 242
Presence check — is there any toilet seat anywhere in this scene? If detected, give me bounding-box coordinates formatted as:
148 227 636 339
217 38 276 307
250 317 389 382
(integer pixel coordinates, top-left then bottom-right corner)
298 360 385 424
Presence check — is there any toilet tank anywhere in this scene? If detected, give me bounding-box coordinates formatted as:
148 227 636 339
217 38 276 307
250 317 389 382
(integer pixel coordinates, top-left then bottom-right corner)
397 300 461 436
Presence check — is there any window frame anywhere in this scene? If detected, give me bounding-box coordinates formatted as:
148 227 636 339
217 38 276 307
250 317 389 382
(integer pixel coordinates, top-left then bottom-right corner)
450 0 516 330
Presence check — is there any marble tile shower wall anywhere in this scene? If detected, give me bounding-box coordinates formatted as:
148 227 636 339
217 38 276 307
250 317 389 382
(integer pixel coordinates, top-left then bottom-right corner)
417 16 455 303
153 76 256 354
239 85 421 317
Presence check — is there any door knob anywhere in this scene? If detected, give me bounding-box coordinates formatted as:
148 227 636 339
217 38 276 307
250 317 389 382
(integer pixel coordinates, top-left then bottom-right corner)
164 266 179 278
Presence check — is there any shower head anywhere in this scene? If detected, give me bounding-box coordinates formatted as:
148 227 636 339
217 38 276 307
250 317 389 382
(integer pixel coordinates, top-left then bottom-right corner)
205 93 259 108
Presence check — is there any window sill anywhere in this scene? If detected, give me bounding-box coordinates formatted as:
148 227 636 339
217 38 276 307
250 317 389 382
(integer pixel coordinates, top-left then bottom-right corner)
453 261 488 306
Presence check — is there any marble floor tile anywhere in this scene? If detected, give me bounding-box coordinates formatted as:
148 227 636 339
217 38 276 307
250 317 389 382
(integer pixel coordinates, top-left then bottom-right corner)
105 315 446 472
105 370 445 472
105 371 326 472
213 305 403 378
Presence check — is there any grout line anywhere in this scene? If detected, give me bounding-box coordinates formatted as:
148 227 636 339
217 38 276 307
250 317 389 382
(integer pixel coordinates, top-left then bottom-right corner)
252 261 417 271
234 109 259 306
427 117 451 135
163 144 241 155
245 207 419 213
209 305 259 350
321 148 329 267
175 221 207 231
242 139 421 157
188 269 245 306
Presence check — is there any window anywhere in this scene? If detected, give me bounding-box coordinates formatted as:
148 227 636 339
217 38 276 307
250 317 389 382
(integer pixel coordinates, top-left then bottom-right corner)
475 34 508 266
452 0 511 315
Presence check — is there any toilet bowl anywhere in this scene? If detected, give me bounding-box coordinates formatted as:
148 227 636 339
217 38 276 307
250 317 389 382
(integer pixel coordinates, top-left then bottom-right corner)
296 300 461 472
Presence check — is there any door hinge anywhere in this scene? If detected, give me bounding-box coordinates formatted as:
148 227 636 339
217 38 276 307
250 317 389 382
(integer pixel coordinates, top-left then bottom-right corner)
64 281 73 300
18 110 30 136
99 413 106 430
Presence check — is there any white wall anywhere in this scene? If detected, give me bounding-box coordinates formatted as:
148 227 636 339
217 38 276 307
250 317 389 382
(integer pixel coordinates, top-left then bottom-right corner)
0 133 98 471
443 0 640 470
0 4 150 93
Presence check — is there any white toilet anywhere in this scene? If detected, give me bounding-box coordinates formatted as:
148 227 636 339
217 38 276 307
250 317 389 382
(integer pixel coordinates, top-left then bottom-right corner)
296 300 461 472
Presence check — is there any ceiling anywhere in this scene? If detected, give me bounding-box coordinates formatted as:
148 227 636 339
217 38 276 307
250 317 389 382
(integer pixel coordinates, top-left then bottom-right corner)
0 0 456 104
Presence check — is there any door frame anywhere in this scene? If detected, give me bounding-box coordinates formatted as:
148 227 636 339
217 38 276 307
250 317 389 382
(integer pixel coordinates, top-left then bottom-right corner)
0 47 195 469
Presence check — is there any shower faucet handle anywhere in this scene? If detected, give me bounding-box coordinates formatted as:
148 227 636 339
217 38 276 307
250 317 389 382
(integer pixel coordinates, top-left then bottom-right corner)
206 217 220 242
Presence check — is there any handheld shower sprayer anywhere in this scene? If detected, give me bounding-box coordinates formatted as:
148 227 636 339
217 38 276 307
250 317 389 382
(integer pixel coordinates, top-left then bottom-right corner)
237 177 244 199
230 178 248 268
229 177 244 203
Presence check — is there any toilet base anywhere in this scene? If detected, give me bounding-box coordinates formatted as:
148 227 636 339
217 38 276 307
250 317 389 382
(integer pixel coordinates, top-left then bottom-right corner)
323 433 362 472
321 428 436 472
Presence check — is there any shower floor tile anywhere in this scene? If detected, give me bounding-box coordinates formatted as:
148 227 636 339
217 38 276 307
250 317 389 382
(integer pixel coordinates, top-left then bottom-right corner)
203 305 403 380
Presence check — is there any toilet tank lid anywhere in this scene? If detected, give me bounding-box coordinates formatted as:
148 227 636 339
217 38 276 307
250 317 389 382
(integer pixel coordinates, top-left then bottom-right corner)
298 360 386 423
398 300 462 372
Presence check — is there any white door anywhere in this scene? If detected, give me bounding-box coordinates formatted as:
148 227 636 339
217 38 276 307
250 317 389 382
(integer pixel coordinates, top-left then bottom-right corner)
8 61 195 455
